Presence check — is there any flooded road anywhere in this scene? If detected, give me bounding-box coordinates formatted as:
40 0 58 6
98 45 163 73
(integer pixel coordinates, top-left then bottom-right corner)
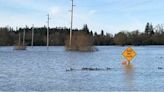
0 46 164 91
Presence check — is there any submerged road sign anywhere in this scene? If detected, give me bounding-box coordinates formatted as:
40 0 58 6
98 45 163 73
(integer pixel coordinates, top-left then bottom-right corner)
122 47 137 62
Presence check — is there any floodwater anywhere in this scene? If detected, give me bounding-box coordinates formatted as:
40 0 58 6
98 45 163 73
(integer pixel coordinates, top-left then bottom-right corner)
0 46 164 91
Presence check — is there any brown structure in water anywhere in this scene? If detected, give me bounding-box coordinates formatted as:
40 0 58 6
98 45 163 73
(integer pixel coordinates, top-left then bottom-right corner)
65 31 97 52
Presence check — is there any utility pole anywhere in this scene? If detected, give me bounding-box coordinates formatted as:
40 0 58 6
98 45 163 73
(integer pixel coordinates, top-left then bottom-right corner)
31 24 34 47
23 27 26 46
17 27 21 46
47 14 50 49
18 32 21 46
16 27 20 46
69 0 75 48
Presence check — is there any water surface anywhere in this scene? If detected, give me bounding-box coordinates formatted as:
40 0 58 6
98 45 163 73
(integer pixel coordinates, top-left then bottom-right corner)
0 46 164 91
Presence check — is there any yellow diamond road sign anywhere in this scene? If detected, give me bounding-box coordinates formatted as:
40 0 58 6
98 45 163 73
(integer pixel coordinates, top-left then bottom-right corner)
122 47 136 62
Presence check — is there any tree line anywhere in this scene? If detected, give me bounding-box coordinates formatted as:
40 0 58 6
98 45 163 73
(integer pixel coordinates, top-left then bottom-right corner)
0 23 164 46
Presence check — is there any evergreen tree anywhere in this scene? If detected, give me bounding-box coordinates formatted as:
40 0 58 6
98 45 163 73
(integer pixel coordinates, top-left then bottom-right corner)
90 30 93 36
145 22 150 35
82 24 89 34
145 22 154 36
94 32 98 36
101 30 104 36
149 23 154 35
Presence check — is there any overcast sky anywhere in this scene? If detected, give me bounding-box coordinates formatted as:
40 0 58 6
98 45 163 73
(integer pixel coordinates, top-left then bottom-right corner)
0 0 164 34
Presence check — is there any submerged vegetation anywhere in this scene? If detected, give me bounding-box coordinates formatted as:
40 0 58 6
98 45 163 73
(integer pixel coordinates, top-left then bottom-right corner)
0 23 164 46
65 31 96 52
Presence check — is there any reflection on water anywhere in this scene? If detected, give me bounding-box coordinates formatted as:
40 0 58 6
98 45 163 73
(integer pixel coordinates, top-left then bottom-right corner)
123 64 136 91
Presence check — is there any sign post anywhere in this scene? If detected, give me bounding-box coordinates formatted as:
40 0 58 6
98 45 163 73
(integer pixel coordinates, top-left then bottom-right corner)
122 47 137 64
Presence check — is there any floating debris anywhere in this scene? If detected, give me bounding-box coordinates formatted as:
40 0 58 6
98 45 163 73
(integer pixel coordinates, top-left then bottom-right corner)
158 67 163 70
158 56 164 59
106 67 111 70
82 68 101 71
66 68 74 72
66 67 111 72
